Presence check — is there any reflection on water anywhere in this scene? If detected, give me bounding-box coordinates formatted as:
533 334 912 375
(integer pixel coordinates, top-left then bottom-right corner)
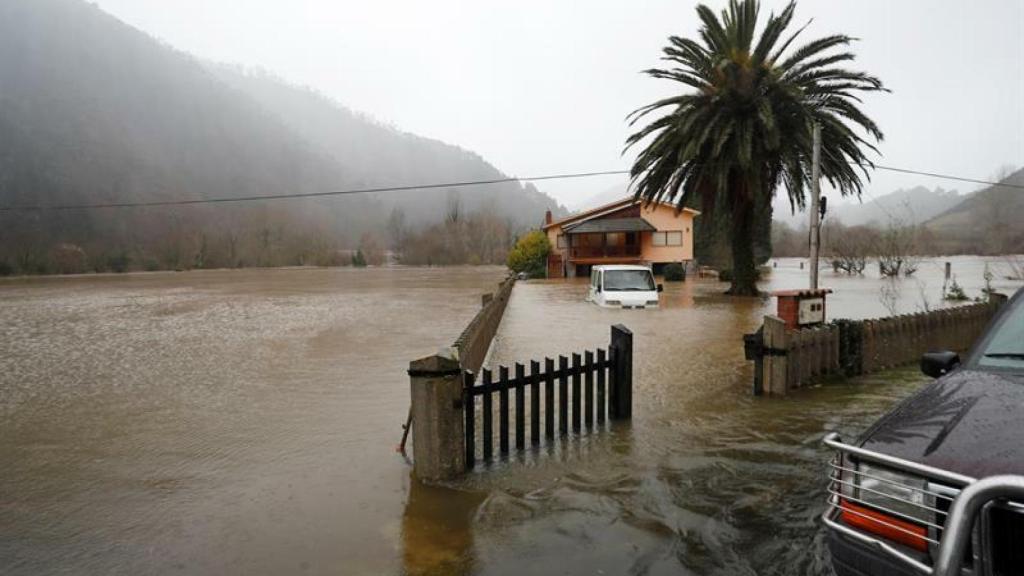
0 259 1020 575
402 477 484 576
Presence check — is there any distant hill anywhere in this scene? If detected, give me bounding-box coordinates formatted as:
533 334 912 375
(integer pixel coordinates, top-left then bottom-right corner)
829 186 962 226
570 182 632 212
925 167 1024 254
0 0 563 273
774 186 963 228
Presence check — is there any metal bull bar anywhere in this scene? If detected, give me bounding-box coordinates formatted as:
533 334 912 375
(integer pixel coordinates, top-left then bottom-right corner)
822 432 1024 576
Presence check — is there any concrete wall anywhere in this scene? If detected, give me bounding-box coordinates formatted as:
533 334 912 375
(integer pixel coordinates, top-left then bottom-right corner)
452 276 515 373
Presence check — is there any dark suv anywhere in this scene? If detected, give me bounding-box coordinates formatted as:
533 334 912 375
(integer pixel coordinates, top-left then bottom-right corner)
824 288 1024 576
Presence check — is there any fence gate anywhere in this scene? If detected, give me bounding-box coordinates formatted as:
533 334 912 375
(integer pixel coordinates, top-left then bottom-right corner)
463 324 632 468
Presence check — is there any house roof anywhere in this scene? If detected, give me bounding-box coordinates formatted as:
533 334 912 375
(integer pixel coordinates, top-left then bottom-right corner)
564 217 656 234
543 196 700 231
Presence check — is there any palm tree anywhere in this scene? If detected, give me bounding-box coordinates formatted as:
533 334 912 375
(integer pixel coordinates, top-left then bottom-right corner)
626 0 886 295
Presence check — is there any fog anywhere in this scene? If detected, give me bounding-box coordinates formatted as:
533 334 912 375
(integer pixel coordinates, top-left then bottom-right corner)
92 0 1023 212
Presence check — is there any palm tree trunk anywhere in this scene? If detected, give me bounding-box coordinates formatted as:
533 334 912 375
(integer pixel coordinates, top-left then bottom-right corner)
727 201 759 296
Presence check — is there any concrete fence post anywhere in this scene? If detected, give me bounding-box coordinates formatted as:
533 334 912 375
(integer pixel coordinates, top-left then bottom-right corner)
609 324 633 419
762 316 788 395
408 350 465 482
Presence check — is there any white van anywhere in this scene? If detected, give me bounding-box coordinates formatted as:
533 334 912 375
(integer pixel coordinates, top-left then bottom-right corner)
587 265 662 309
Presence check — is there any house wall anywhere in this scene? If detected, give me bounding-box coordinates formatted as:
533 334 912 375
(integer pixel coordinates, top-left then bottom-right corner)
544 201 696 276
638 204 694 263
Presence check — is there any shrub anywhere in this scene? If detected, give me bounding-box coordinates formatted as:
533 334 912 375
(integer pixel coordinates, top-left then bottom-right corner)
107 252 131 273
663 262 686 282
944 278 968 301
50 243 88 274
0 260 12 276
351 249 367 268
506 230 550 278
719 268 733 282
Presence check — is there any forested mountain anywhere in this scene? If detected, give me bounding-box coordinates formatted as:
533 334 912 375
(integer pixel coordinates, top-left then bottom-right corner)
0 0 563 274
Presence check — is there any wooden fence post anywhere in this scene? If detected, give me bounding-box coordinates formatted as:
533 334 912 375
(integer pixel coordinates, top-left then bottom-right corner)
989 292 1008 308
610 324 633 419
408 351 465 482
762 316 788 395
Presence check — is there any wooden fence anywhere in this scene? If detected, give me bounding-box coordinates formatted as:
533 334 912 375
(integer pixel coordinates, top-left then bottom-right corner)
463 325 633 468
407 324 633 482
751 295 1007 395
453 276 515 373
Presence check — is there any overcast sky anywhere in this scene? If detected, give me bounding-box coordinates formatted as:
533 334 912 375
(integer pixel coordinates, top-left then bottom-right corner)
94 0 1023 214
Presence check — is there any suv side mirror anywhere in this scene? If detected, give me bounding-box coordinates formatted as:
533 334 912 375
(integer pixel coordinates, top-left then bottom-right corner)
921 351 960 378
657 284 664 293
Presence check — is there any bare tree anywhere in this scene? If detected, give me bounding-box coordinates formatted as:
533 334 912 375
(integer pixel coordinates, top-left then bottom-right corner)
875 216 920 277
386 207 408 253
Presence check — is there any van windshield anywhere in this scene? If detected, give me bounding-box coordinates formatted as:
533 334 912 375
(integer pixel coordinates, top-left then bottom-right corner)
603 270 655 292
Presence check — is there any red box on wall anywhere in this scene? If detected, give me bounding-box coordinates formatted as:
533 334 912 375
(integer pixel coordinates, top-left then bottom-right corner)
771 288 832 330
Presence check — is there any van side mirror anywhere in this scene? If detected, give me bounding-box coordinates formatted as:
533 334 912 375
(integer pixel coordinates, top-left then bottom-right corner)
921 351 959 378
657 284 664 293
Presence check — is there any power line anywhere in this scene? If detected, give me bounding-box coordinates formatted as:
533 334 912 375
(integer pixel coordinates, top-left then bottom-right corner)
866 163 1024 191
0 162 1018 212
0 170 631 212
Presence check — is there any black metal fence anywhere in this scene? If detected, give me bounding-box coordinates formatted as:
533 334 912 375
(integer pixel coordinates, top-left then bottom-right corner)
463 324 633 468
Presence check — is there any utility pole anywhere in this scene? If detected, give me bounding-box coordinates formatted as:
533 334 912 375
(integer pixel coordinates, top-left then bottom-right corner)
809 123 821 290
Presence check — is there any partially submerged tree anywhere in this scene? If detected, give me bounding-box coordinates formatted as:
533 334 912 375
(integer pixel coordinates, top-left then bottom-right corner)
875 216 921 277
626 0 886 295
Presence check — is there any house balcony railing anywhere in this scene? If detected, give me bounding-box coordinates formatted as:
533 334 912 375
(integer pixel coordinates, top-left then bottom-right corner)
569 245 641 260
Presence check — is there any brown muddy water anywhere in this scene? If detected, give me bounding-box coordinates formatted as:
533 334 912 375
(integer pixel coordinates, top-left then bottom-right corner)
1 259 1021 575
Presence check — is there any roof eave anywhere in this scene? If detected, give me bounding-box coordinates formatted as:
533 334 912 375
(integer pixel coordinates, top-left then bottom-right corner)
543 197 700 230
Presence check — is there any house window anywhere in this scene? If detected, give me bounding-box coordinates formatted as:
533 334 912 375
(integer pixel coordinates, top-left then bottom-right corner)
557 234 568 249
652 231 684 247
606 233 622 247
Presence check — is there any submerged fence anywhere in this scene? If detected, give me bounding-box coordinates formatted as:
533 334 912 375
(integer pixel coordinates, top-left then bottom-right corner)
407 273 634 482
749 294 1008 395
409 325 633 482
463 325 632 469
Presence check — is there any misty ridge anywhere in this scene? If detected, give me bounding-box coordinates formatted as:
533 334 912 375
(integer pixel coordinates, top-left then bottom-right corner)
771 167 1024 260
0 0 564 275
1 0 1021 278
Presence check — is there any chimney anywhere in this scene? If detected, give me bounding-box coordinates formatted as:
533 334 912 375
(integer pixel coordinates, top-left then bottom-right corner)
544 210 552 225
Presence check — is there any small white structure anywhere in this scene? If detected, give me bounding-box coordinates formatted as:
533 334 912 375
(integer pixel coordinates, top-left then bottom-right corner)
587 265 662 309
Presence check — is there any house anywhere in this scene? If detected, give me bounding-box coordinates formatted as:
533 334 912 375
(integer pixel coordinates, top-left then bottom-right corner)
542 196 700 278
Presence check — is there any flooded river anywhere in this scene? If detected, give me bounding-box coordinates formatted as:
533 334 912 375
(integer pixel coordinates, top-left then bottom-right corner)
1 258 1021 575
